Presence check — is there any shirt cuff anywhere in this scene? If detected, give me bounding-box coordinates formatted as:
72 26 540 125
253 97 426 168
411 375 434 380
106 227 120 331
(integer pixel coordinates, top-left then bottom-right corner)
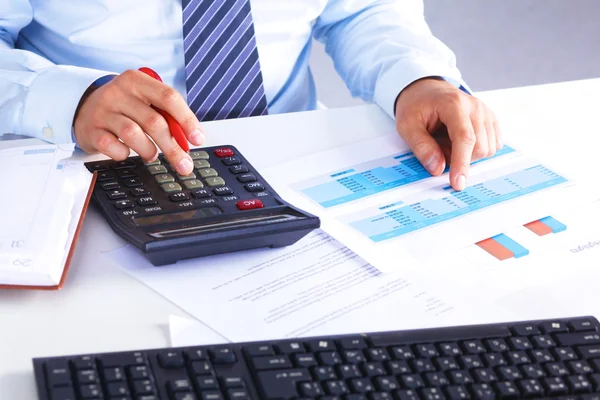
21 65 115 144
373 59 469 120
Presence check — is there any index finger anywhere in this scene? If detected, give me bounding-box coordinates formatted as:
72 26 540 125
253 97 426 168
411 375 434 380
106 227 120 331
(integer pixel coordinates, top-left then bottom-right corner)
134 72 205 146
441 111 476 190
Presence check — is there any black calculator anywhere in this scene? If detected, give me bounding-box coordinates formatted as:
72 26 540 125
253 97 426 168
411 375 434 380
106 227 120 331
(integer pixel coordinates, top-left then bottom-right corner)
85 146 320 266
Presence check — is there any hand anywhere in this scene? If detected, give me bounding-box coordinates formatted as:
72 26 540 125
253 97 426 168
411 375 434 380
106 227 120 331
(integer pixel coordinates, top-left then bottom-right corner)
395 77 501 190
73 70 204 175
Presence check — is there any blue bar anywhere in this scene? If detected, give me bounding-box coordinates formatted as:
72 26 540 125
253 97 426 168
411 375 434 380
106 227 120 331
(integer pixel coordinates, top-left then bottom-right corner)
539 216 567 233
492 234 529 258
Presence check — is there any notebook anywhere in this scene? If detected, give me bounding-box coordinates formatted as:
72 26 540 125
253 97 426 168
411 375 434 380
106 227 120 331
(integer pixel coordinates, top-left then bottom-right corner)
0 137 95 290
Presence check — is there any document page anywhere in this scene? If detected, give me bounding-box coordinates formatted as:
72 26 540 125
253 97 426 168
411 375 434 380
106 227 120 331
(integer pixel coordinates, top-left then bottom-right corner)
261 134 580 272
111 231 512 342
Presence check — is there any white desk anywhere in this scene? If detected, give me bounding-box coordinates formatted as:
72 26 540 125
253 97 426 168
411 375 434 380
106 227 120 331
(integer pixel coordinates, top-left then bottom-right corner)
2 78 600 399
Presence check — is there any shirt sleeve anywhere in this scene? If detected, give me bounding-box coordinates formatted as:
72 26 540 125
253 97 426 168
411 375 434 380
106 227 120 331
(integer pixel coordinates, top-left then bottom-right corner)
0 1 114 144
313 0 470 119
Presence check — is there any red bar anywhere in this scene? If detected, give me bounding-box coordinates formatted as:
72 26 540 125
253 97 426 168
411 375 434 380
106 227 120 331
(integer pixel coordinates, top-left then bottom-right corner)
476 238 514 261
524 220 553 236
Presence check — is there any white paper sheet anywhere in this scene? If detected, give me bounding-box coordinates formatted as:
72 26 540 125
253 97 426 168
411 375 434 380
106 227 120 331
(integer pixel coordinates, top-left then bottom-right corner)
168 315 228 347
110 230 514 343
261 134 583 273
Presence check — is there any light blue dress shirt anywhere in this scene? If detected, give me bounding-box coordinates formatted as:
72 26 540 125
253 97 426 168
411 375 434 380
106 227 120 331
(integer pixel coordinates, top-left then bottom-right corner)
0 0 467 144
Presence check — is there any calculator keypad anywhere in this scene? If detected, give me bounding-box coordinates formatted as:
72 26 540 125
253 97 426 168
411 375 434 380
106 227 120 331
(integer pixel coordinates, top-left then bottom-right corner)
95 147 274 218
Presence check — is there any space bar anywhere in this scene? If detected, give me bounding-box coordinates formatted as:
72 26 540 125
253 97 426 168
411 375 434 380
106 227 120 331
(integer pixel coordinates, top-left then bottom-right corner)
369 324 511 346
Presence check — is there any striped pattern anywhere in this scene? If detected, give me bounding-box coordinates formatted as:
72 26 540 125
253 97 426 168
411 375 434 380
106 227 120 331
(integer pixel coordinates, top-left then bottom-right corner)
182 0 268 121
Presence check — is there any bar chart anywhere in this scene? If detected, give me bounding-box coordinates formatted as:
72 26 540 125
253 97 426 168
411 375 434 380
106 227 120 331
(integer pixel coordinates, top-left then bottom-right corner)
298 146 515 208
346 165 567 243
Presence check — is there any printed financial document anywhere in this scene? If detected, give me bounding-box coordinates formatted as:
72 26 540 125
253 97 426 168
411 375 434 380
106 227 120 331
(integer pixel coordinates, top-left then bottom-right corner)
261 134 580 272
111 230 512 343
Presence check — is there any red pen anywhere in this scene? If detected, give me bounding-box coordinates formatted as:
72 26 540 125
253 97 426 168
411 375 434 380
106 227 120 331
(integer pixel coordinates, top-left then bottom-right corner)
138 67 190 152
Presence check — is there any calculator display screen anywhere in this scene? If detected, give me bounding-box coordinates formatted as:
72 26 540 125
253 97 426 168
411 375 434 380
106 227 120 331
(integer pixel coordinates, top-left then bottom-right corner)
133 207 222 227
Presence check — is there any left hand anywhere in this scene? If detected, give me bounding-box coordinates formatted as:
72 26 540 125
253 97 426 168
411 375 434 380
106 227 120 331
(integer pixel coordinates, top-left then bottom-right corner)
395 77 502 191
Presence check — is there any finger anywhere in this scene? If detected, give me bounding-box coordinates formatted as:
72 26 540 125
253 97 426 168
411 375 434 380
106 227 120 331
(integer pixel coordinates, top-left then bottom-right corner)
127 71 205 145
485 112 497 158
397 119 446 175
470 111 489 162
491 110 503 149
441 109 476 190
105 114 158 162
91 129 131 161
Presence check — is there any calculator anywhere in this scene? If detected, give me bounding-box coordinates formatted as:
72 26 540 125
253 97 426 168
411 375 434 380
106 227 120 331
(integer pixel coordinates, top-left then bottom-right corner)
85 146 320 266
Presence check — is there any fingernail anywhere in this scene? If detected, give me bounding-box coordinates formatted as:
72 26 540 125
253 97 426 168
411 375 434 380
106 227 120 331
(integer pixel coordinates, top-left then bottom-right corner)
178 157 193 174
425 156 439 173
190 128 204 145
456 174 467 190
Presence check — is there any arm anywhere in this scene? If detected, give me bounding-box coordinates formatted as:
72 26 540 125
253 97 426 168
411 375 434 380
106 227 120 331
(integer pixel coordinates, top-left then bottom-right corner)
314 0 501 191
0 1 116 143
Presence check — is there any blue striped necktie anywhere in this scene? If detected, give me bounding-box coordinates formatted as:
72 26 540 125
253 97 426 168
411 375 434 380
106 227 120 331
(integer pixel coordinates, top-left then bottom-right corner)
182 0 269 121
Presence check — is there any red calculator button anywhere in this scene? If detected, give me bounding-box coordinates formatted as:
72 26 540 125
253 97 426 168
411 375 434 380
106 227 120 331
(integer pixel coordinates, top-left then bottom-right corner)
214 147 235 158
236 199 264 210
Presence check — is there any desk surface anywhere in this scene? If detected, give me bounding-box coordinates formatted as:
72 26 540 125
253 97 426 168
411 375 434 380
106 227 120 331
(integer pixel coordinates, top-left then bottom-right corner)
2 78 600 399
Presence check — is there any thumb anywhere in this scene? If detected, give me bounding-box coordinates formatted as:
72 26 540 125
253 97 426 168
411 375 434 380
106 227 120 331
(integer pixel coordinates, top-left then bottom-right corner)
397 120 446 176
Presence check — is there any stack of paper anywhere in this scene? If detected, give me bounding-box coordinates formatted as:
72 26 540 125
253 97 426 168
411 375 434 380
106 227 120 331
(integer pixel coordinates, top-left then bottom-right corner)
0 141 93 288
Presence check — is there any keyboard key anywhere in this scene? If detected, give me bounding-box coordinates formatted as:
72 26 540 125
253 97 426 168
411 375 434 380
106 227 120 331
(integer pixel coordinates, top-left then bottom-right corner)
518 379 544 397
79 383 102 398
293 353 317 367
546 362 569 377
46 363 72 387
312 366 336 380
175 393 198 400
210 347 236 364
51 387 76 400
506 351 530 365
462 340 486 354
521 364 545 379
184 179 204 190
324 380 349 395
530 349 554 363
366 348 389 362
393 390 419 400
482 353 506 368
420 387 445 400
227 388 250 400
557 332 600 346
107 382 129 397
221 156 241 165
435 356 459 371
339 337 367 350
104 367 124 382
568 375 593 393
569 318 597 332
459 354 483 369
277 341 306 354
532 334 555 348
509 337 532 350
343 350 366 364
472 368 497 383
252 355 292 370
494 381 520 399
222 376 244 388
424 372 449 386
411 358 436 373
244 344 275 357
158 350 184 368
200 391 223 400
185 348 207 361
470 383 495 399
448 370 473 385
193 160 211 169
363 362 386 377
398 374 425 390
444 385 469 400
373 376 399 391
484 338 509 352
438 342 462 357
230 164 249 174
191 361 214 376
349 378 375 393
510 323 541 336
414 343 438 358
554 347 578 361
196 376 218 390
298 381 324 397
386 360 410 375
541 321 569 334
543 377 569 396
128 365 151 380
318 351 341 365
568 360 594 374
580 344 600 358
497 366 522 380
133 379 155 396
190 150 209 160
167 377 192 392
244 182 265 192
76 369 98 384
337 364 362 379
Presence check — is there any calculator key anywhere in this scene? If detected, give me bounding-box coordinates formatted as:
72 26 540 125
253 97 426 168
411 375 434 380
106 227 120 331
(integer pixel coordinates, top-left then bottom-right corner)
177 172 197 181
112 160 136 169
123 177 143 187
87 163 108 172
162 182 183 193
206 177 226 187
144 159 161 166
213 186 233 196
107 190 127 200
114 200 134 210
101 181 120 191
193 160 211 169
184 180 204 190
155 174 175 184
254 191 271 197
221 156 241 166
198 168 218 178
190 150 209 160
137 196 157 206
130 187 150 197
198 198 218 206
214 147 234 157
230 165 249 174
245 182 265 192
142 206 163 215
237 174 257 183
222 195 239 202
170 192 190 202
97 172 115 181
236 199 264 210
147 165 168 175
117 169 137 179
192 189 212 199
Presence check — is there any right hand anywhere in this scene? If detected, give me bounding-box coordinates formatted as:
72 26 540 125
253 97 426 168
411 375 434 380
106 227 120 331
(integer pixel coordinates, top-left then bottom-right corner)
73 70 204 175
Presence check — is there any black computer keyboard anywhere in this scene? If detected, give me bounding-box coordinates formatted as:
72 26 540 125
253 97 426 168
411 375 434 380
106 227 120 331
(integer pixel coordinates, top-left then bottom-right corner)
33 317 600 400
